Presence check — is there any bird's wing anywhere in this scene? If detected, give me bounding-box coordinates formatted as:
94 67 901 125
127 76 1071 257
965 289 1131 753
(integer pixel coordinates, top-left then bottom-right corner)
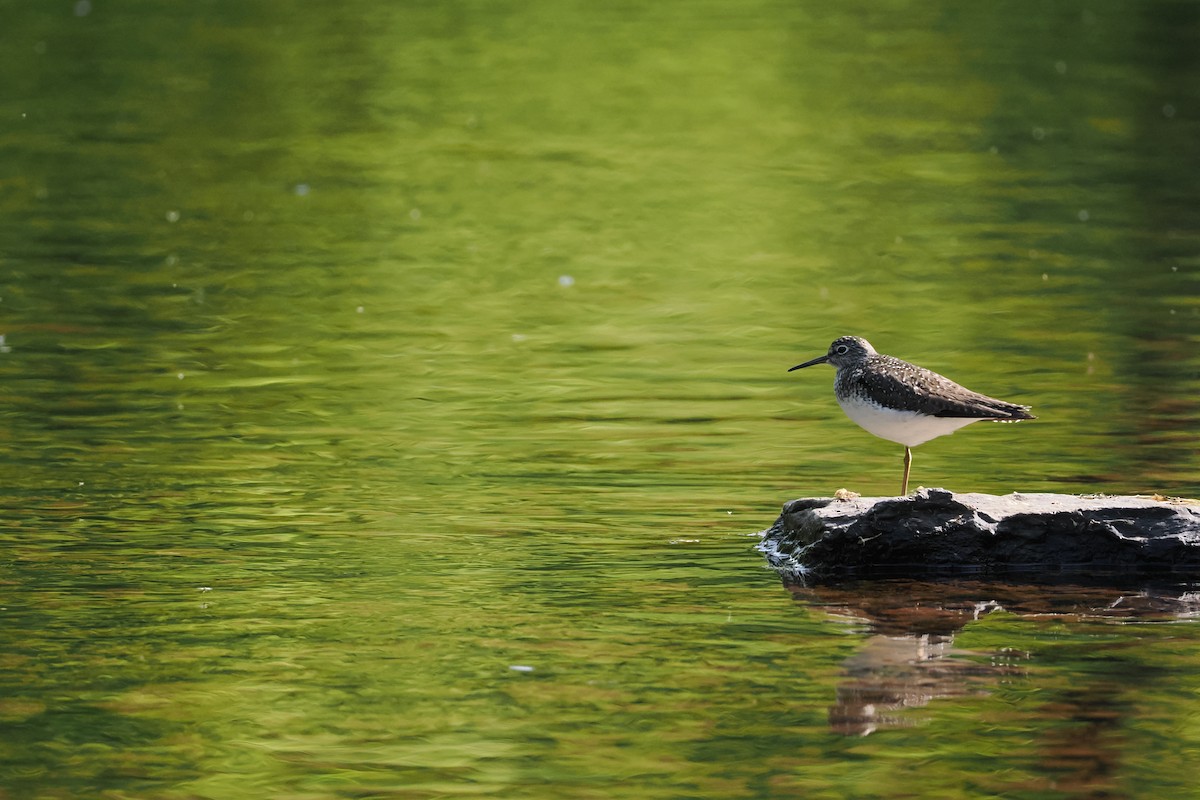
859 356 1034 420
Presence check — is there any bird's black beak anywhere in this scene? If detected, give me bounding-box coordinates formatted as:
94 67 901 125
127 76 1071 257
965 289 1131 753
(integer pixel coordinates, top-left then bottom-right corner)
788 354 829 372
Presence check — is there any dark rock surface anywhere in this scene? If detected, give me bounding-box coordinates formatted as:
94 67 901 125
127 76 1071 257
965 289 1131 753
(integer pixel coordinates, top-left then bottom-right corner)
759 488 1200 581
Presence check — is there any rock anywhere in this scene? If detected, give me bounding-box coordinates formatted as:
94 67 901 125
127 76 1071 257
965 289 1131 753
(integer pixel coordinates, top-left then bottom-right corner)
759 488 1200 581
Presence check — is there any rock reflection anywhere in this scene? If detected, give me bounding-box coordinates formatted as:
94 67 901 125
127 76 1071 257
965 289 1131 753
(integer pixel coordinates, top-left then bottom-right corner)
787 580 1200 737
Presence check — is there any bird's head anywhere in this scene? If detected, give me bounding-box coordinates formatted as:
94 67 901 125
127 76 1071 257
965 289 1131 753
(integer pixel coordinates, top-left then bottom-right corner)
789 336 876 371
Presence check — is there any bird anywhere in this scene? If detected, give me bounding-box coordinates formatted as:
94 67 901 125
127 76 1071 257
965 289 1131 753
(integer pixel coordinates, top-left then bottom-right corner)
788 335 1034 495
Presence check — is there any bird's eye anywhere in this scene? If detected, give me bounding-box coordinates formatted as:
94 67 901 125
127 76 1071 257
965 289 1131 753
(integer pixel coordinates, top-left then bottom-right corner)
836 345 849 354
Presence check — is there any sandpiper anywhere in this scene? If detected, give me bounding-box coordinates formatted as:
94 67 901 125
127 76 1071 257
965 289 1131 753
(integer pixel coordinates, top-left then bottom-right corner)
789 336 1034 495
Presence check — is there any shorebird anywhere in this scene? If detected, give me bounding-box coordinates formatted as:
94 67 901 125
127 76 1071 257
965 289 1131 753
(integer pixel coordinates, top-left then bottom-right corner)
789 336 1034 495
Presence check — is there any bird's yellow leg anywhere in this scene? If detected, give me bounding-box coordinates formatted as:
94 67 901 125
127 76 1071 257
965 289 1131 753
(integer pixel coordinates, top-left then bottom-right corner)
901 446 912 496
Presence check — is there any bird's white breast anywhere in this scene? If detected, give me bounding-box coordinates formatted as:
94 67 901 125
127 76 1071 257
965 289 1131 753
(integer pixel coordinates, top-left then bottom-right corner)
836 394 981 448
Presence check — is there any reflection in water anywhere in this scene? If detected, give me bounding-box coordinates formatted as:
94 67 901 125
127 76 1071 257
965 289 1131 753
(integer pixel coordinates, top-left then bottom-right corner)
788 579 1200 795
788 578 1200 769
829 631 1026 736
791 580 1200 637
789 581 1032 736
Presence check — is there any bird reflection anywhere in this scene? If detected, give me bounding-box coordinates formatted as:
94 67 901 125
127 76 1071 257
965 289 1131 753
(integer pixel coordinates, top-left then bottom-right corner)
786 579 1200 738
827 631 1027 736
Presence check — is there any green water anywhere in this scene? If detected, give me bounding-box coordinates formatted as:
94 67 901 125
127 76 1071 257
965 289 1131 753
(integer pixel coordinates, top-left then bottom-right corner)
2 1 1200 797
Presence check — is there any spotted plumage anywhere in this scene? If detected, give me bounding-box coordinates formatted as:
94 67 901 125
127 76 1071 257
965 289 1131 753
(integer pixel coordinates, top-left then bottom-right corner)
789 336 1034 494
